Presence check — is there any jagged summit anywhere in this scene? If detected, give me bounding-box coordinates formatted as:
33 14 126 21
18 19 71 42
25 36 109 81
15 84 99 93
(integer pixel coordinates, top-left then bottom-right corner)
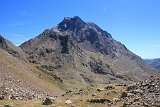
58 16 85 31
38 16 112 42
38 16 114 54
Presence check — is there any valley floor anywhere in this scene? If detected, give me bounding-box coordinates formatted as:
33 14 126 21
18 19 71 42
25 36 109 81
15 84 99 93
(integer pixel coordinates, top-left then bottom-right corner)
0 83 125 107
1 82 159 107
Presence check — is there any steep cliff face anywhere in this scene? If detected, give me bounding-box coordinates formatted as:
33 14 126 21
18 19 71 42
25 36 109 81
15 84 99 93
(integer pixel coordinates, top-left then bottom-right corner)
20 16 157 86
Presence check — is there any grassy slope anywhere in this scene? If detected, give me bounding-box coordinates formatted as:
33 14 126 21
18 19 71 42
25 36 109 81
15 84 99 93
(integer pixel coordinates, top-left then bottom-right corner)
0 49 64 96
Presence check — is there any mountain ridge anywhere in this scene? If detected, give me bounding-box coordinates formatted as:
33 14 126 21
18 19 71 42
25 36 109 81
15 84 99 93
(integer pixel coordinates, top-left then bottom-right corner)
19 16 157 86
0 35 27 61
145 58 160 70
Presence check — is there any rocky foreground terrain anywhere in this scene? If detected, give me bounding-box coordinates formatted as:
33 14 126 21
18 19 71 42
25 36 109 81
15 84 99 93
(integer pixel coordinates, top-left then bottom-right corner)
0 16 159 107
0 74 160 107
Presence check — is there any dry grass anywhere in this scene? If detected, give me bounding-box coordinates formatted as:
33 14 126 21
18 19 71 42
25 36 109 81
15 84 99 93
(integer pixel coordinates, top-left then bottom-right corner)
0 49 64 96
0 83 127 107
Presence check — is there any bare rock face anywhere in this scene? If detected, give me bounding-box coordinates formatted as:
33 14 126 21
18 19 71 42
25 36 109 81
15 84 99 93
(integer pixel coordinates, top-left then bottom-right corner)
20 16 157 86
0 35 27 61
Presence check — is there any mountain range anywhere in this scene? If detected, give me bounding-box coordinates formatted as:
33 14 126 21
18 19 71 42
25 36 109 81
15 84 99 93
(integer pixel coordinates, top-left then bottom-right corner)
0 16 158 101
145 58 160 70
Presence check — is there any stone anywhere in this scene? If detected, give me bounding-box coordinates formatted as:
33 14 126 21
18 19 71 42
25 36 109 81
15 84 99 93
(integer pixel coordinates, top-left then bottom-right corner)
92 93 97 96
71 104 76 107
127 85 138 91
4 104 14 107
65 100 72 104
127 93 134 98
42 97 54 105
121 92 128 98
97 88 104 92
131 89 143 95
105 86 115 90
0 95 4 100
112 98 120 102
87 98 111 104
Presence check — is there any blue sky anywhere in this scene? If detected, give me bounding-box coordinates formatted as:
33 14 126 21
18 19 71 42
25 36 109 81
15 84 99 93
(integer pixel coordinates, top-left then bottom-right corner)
0 0 160 58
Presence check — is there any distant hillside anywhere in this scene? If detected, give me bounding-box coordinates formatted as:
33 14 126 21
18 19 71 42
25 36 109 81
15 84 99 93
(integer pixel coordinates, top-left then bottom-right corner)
145 58 160 70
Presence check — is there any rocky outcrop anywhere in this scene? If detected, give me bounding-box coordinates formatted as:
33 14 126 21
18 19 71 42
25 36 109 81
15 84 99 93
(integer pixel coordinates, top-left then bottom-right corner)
0 35 27 61
120 74 160 107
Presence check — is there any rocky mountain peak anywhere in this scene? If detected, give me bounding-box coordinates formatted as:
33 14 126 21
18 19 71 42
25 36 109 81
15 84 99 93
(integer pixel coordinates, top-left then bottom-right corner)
58 16 86 31
19 17 157 85
36 16 114 55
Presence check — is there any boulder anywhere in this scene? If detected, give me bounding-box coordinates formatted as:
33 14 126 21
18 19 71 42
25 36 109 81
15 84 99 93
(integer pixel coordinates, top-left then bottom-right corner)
97 88 104 92
92 93 97 96
121 92 128 98
65 100 72 104
42 97 54 105
4 104 14 107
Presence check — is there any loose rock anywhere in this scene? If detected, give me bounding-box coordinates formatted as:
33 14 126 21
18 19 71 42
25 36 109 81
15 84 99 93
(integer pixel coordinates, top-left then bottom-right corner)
65 100 72 104
42 97 54 105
